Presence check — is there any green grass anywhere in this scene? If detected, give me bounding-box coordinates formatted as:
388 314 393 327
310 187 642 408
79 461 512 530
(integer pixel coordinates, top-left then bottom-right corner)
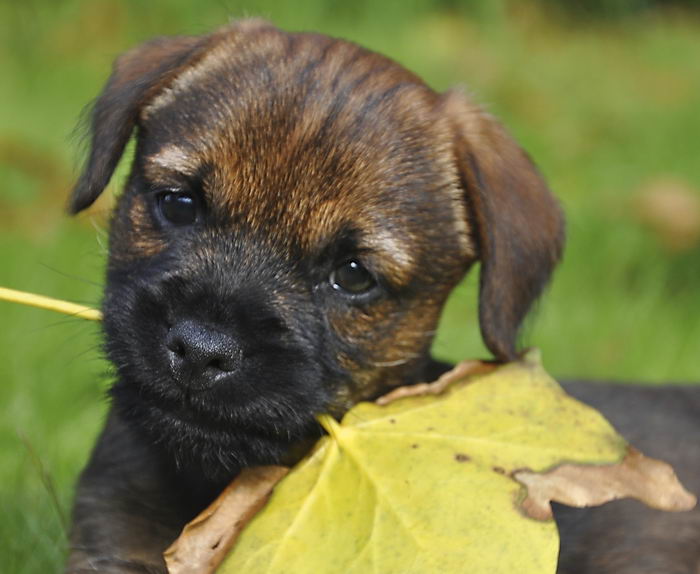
1 1 699 570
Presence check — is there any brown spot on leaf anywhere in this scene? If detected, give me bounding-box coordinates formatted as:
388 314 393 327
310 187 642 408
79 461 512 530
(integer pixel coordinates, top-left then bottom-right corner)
492 466 506 475
513 447 696 522
454 453 470 463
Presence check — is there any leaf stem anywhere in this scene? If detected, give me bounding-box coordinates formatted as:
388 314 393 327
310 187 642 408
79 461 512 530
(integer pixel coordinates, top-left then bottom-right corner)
0 286 102 321
316 414 342 441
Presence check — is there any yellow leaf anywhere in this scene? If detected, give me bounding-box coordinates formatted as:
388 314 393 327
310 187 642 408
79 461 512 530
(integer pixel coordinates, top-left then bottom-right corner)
219 352 693 574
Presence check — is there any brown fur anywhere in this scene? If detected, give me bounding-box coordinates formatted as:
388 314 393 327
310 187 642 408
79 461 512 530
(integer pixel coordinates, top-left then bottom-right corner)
67 20 564 572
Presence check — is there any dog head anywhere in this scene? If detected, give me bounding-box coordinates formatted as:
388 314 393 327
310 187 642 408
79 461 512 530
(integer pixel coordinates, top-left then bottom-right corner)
71 20 563 480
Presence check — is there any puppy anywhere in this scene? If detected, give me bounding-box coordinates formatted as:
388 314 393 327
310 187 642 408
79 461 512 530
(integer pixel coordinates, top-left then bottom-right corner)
66 19 562 572
65 19 698 574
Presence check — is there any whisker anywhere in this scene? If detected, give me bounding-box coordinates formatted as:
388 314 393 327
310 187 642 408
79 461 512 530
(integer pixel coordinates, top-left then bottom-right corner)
89 216 109 256
23 316 101 335
38 262 103 288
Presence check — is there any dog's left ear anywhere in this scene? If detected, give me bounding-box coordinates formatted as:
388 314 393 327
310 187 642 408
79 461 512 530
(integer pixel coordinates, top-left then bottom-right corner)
68 34 214 214
441 89 565 363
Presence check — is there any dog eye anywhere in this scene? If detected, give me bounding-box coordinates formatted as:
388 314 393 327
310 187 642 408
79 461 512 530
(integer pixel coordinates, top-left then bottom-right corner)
330 260 377 295
158 191 198 225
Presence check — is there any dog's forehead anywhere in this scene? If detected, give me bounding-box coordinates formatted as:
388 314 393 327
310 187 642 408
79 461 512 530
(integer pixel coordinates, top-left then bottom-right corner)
139 25 470 259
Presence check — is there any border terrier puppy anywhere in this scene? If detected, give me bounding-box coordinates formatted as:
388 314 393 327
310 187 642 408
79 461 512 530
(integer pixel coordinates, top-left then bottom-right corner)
72 18 700 574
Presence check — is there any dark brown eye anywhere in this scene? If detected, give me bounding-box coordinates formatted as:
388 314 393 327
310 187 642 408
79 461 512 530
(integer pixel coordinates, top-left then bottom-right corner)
158 191 198 225
330 260 377 295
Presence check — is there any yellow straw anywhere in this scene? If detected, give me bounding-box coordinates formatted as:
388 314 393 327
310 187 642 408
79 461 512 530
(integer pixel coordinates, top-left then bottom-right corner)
0 286 102 321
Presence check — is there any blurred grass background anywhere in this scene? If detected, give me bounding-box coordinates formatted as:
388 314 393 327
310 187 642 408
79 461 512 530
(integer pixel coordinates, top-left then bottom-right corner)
1 0 699 570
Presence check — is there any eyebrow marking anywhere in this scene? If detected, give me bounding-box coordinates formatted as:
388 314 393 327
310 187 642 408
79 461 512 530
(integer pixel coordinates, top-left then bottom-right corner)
369 229 414 270
147 145 199 176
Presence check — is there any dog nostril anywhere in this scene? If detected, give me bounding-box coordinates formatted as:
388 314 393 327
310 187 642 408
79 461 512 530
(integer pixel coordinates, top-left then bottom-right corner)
207 358 229 373
166 334 187 358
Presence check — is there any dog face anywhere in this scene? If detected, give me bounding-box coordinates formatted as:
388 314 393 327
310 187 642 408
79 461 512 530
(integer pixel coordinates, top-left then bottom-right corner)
70 20 563 480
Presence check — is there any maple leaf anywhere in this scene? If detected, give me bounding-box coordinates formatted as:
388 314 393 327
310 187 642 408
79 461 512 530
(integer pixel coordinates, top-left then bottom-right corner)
200 352 694 574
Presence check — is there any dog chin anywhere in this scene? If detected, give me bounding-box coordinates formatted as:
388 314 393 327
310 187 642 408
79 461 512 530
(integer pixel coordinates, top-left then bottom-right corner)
110 377 322 481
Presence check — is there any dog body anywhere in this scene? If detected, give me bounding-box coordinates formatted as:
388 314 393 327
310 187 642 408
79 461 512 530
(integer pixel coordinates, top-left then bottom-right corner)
65 20 697 573
556 381 700 573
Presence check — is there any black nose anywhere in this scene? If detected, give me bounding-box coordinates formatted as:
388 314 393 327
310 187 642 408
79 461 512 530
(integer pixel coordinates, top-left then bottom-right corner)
165 320 241 390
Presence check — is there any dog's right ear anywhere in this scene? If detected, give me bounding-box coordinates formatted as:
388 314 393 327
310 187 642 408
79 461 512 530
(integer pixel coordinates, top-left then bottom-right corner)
68 34 213 214
441 89 565 363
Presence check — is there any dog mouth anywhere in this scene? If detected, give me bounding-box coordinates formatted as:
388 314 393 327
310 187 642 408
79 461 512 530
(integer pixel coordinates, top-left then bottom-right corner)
111 377 323 475
135 382 303 436
145 394 297 445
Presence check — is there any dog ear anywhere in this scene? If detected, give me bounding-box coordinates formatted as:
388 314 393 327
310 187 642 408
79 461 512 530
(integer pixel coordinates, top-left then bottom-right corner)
68 34 213 214
442 89 565 362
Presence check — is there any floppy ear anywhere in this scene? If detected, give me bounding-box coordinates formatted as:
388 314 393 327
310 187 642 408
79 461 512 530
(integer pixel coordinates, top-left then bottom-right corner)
68 34 213 214
442 89 565 362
